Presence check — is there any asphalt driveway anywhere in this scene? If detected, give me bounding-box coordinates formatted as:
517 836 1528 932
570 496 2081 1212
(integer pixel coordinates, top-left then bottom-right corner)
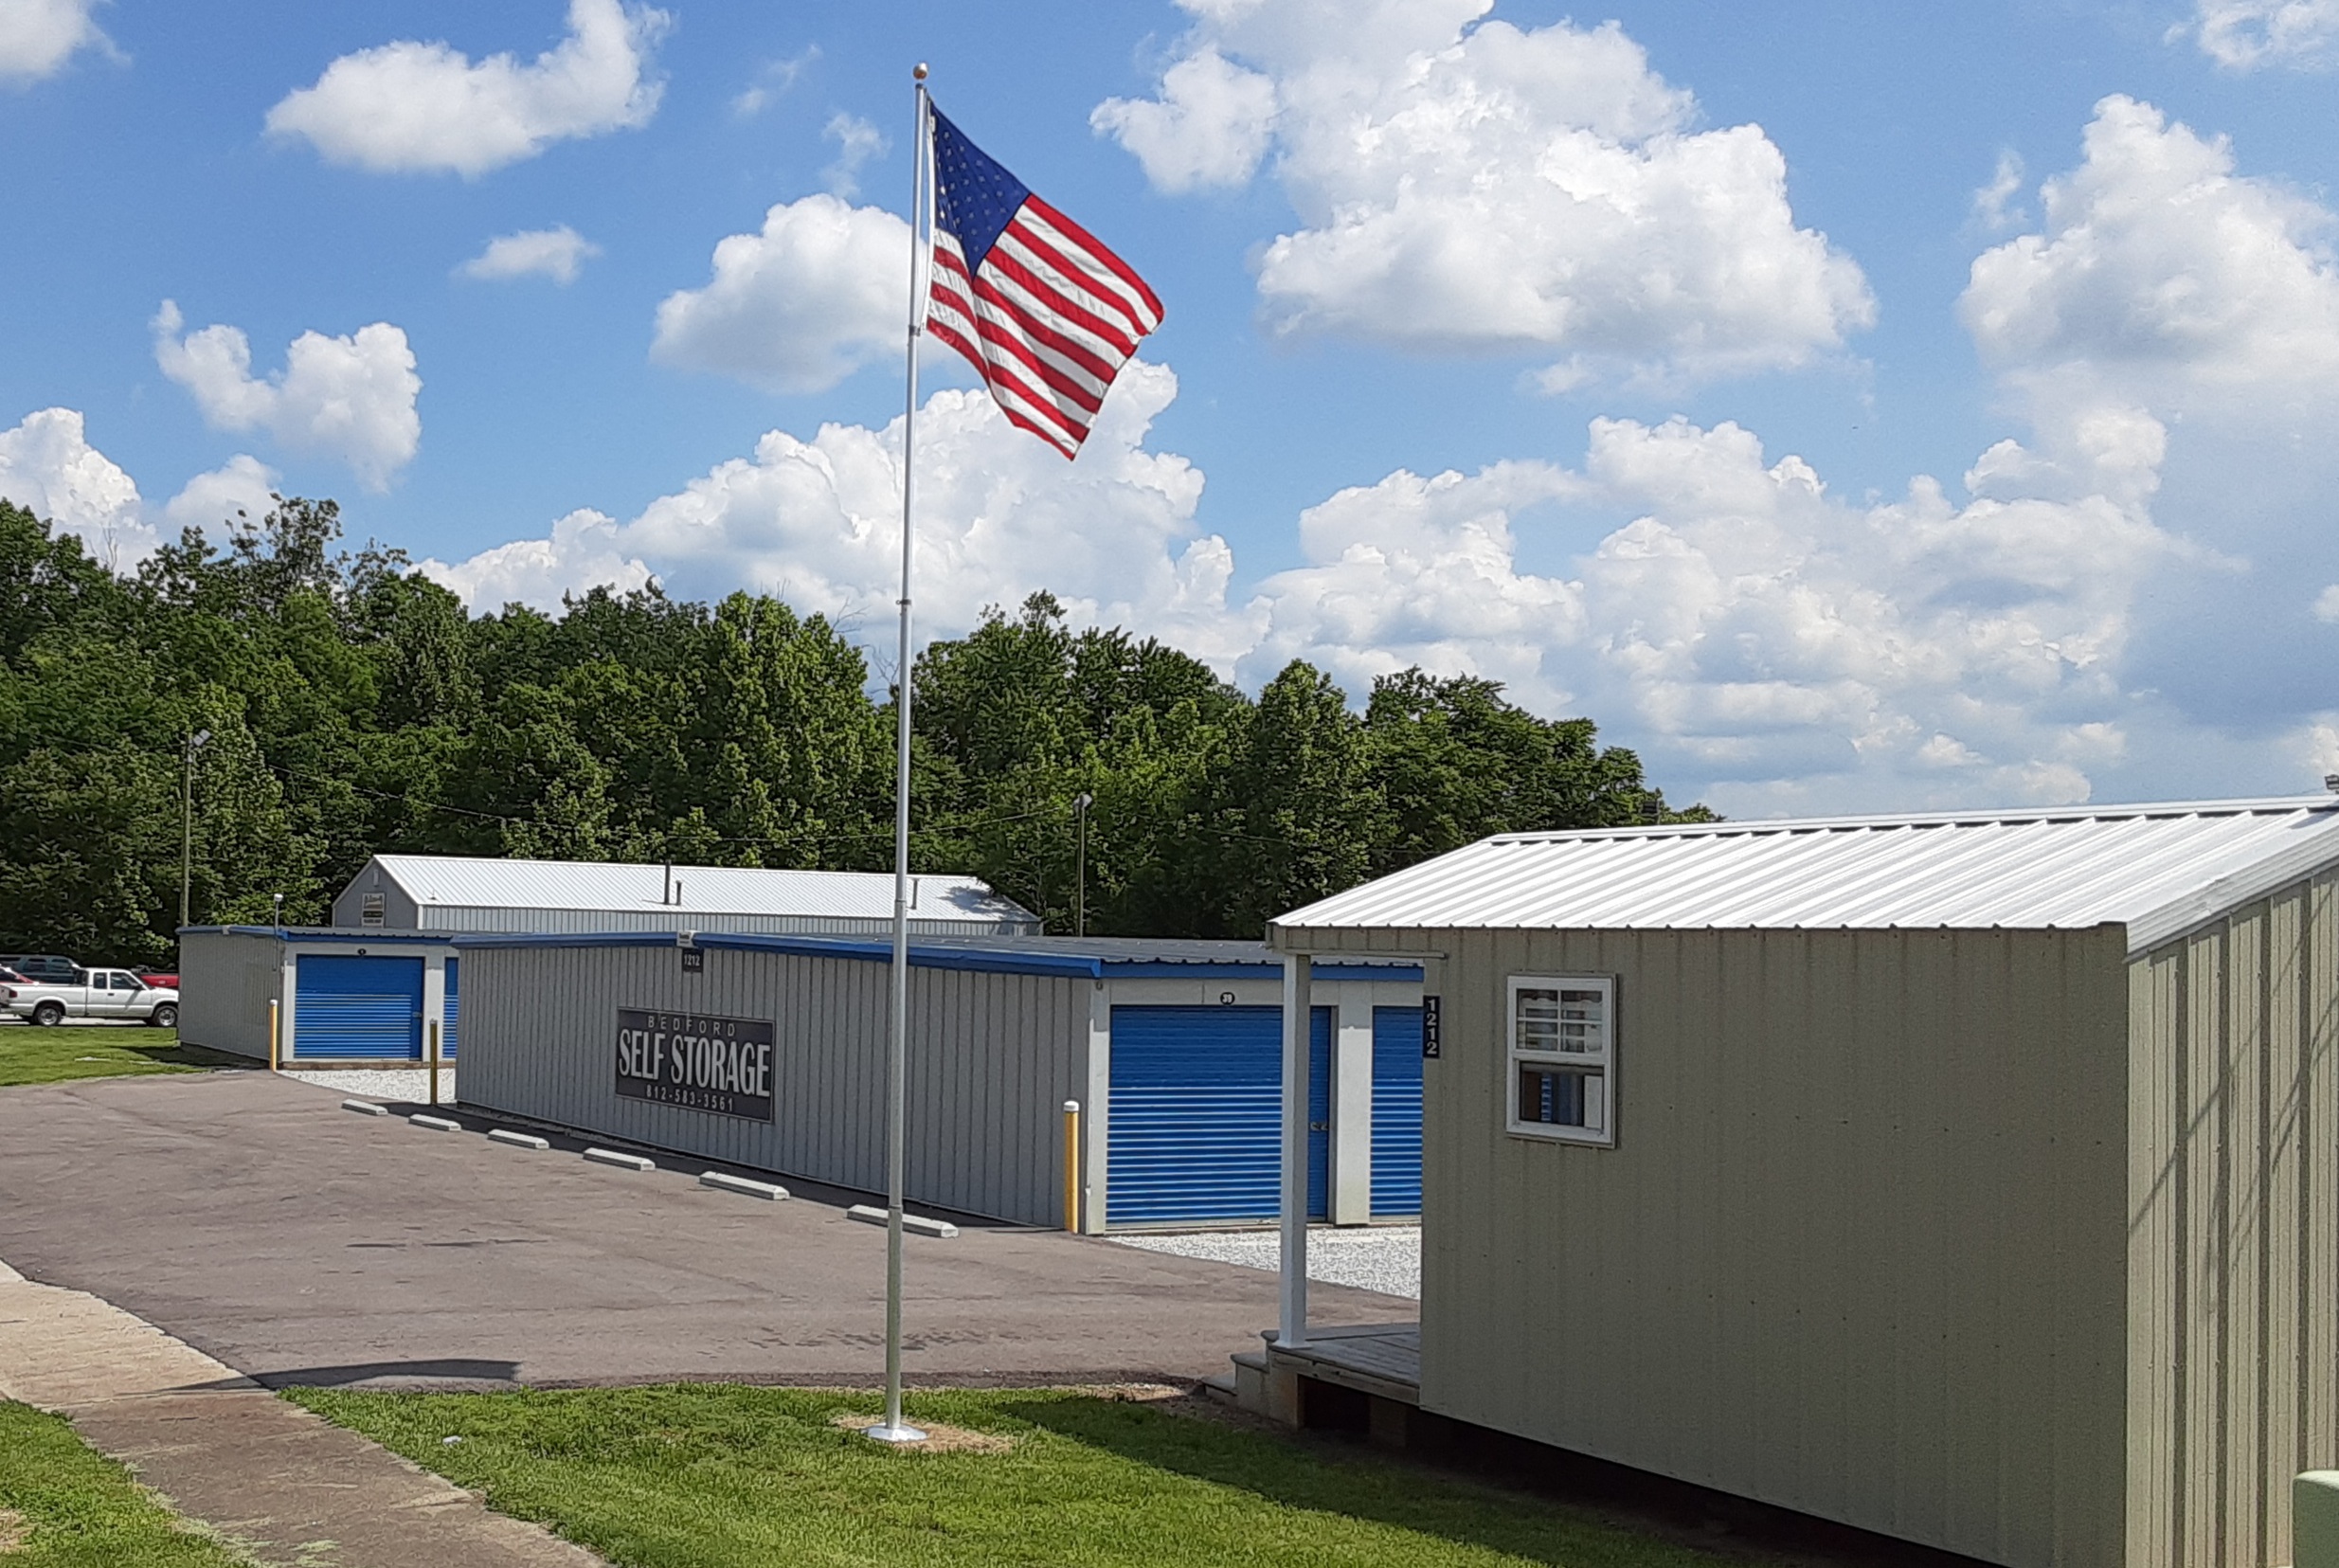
0 1069 1411 1390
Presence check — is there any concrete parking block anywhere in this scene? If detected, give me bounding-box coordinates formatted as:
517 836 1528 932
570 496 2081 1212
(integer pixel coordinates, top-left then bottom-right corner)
848 1203 958 1238
489 1129 550 1151
411 1113 462 1133
341 1099 389 1117
582 1146 654 1172
699 1171 788 1200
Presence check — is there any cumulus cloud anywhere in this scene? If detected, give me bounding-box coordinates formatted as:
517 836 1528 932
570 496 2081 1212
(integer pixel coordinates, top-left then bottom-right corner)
1090 47 1277 192
1962 96 2339 415
163 455 280 532
152 301 423 490
0 0 109 84
1972 150 2026 231
1093 1 1873 385
421 360 1255 664
265 0 670 177
651 194 909 393
2182 0 2339 67
458 225 599 284
2315 585 2339 622
0 407 154 567
1243 411 2188 811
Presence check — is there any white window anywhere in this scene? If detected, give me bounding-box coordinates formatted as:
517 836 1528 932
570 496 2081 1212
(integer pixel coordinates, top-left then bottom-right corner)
1506 975 1615 1146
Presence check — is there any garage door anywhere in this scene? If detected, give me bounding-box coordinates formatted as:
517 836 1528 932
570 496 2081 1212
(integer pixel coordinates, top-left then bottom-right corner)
1371 1006 1424 1217
294 955 423 1060
1107 1005 1331 1226
441 958 459 1060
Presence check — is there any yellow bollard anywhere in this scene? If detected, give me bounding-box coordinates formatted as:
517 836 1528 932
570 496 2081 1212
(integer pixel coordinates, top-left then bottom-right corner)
268 999 279 1072
1062 1100 1081 1233
428 1019 441 1107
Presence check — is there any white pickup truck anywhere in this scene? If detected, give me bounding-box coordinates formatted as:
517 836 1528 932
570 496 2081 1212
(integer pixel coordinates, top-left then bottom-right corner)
2 968 178 1028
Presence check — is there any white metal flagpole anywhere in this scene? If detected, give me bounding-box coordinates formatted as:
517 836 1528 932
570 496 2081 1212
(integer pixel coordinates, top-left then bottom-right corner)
866 61 933 1447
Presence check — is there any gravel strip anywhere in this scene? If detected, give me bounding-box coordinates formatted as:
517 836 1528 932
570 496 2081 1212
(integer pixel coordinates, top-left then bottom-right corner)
1113 1226 1419 1299
280 1068 456 1105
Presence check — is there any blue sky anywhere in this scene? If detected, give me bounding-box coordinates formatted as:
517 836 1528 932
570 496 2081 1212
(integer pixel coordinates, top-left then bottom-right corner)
4 0 2339 816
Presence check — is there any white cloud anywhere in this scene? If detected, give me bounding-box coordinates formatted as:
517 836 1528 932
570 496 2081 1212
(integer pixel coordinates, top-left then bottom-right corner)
820 113 886 200
421 360 1257 665
163 455 280 532
0 407 154 567
1090 47 1277 193
651 194 909 393
152 301 423 490
2314 585 2339 622
1972 150 2025 231
0 0 108 84
2182 1 2339 68
1245 412 2190 813
264 0 670 177
731 46 818 119
1962 96 2339 414
1094 1 1873 385
458 225 600 284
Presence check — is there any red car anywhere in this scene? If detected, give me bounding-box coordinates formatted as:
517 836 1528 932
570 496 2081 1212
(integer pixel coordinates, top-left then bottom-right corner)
135 970 179 989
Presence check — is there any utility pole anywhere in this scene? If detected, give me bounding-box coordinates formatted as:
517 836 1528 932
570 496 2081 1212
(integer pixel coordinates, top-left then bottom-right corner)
1073 792 1092 938
179 730 211 930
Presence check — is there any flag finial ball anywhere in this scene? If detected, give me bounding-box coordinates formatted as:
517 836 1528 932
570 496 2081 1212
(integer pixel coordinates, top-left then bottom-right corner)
913 63 928 81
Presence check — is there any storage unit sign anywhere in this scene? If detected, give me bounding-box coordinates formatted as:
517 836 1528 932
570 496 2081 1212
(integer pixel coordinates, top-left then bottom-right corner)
614 1009 776 1120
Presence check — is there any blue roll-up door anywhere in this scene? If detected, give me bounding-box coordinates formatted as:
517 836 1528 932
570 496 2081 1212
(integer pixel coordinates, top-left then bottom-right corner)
1107 1004 1331 1226
441 958 459 1060
294 955 423 1060
1371 1006 1425 1217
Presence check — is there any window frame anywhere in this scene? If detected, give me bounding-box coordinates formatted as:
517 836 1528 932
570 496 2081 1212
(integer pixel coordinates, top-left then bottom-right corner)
1504 973 1617 1147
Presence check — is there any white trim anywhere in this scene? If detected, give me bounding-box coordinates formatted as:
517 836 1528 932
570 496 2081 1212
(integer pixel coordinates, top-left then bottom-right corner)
1505 974 1616 1148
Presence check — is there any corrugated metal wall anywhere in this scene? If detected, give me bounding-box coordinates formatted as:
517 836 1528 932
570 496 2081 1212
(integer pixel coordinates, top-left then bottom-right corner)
176 929 279 1059
2127 872 2339 1568
1341 924 2132 1568
456 943 1087 1225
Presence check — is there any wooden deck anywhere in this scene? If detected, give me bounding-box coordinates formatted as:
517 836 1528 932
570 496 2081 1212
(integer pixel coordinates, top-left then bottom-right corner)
1265 1322 1420 1405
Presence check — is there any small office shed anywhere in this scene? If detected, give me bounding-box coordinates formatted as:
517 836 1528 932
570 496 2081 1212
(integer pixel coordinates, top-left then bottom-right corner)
177 927 460 1063
332 854 1040 937
1269 796 2339 1568
453 932 1422 1230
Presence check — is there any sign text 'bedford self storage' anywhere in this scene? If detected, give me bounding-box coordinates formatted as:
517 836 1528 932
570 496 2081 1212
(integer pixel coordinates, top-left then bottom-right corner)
613 1008 776 1120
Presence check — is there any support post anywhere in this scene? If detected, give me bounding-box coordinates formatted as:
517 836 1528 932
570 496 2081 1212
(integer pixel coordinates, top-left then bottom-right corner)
1279 952 1312 1350
1062 1100 1081 1232
428 1019 441 1107
267 999 279 1072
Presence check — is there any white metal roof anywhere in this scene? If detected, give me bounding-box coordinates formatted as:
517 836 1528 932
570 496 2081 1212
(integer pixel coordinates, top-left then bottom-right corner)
1272 796 2339 958
362 854 1035 927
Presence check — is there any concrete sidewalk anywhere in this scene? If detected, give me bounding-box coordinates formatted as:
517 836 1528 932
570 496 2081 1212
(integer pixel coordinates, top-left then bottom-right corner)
0 1255 603 1567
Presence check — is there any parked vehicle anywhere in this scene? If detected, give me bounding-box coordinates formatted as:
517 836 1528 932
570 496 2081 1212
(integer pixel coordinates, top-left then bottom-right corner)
135 970 179 989
0 954 81 984
2 967 177 1028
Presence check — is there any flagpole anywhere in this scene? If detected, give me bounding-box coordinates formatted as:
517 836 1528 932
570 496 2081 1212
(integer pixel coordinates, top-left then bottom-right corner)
867 61 932 1447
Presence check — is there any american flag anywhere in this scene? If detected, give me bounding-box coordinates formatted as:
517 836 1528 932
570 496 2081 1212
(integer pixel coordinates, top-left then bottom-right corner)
925 105 1163 459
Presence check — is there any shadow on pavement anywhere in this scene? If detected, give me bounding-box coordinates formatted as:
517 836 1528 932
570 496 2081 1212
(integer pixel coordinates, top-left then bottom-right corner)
247 1358 524 1390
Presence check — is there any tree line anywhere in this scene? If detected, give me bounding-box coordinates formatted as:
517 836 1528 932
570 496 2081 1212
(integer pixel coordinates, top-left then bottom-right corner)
0 496 1706 964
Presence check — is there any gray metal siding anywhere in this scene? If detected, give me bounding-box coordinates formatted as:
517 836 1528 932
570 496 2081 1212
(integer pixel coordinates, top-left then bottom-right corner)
1363 924 2131 1568
405 908 1035 938
177 928 279 1059
456 944 1084 1226
2126 872 2339 1568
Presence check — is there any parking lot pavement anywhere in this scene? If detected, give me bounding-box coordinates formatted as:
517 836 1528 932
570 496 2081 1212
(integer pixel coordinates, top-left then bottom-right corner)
0 1070 1412 1390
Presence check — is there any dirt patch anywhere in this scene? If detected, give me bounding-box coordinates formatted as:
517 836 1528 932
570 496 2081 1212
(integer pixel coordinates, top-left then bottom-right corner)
0 1507 26 1552
827 1412 1017 1454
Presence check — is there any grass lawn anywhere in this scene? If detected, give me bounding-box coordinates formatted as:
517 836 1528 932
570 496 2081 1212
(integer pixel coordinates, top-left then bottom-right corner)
291 1384 1726 1568
0 1028 241 1090
0 1400 249 1566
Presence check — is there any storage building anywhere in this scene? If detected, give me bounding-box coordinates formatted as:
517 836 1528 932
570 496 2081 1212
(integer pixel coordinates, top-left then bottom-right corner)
452 931 1423 1230
1262 796 2339 1568
332 854 1041 937
182 856 1038 1064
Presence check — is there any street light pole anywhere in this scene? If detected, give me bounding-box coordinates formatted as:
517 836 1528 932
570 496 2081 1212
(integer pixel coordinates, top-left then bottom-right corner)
1073 792 1092 938
179 730 211 930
